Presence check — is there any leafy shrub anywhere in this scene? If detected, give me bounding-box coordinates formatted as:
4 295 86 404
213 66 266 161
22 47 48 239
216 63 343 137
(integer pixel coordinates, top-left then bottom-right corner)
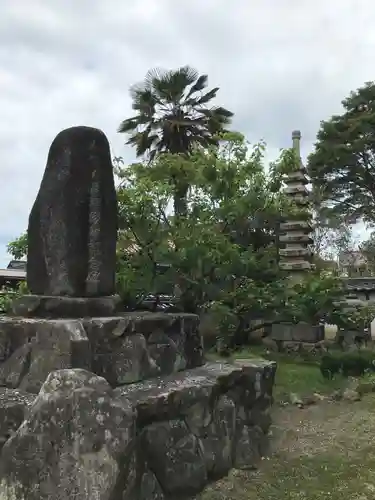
0 287 16 314
0 282 27 314
320 350 375 379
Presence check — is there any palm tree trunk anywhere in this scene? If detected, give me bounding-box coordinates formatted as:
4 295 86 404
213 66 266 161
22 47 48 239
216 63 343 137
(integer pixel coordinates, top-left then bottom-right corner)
173 182 188 218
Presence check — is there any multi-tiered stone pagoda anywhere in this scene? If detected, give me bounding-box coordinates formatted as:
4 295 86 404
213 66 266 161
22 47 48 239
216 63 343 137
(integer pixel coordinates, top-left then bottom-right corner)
278 130 313 280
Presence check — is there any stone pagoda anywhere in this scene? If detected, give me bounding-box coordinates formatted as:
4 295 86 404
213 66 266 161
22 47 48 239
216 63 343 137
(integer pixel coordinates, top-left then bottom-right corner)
278 130 314 281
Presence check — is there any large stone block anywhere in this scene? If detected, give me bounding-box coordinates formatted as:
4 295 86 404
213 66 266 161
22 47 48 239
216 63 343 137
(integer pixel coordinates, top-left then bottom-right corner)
114 360 276 497
26 126 118 297
15 319 91 393
83 312 203 386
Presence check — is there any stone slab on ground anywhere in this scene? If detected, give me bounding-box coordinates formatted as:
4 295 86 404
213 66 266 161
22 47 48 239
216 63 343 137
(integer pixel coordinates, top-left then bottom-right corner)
271 323 324 343
0 359 276 500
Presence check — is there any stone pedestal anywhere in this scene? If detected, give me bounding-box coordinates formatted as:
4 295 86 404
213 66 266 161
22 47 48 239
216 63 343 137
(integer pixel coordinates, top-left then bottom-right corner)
11 294 121 318
270 322 324 351
0 312 204 393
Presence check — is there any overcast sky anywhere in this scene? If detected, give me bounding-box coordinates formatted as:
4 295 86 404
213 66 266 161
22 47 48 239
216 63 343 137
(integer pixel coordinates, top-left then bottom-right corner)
0 0 373 266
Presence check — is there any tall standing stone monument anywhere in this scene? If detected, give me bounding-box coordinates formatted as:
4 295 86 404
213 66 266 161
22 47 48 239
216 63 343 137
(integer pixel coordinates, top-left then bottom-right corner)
13 126 120 318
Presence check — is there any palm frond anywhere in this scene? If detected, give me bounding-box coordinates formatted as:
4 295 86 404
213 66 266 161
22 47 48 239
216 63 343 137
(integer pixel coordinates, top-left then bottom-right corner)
195 88 219 106
117 118 139 134
186 75 208 99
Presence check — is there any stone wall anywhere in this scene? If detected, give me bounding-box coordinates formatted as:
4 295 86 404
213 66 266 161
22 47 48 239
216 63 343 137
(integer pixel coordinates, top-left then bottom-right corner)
0 312 203 393
0 360 276 499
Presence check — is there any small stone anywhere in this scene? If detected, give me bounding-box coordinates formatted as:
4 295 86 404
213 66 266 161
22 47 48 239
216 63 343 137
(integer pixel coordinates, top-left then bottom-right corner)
330 389 343 401
289 392 303 407
342 388 361 401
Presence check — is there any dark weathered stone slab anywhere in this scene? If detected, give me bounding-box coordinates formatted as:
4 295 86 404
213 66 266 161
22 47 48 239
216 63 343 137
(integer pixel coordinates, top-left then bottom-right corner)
271 322 324 343
19 319 91 393
11 294 121 318
27 126 118 297
0 369 136 500
114 360 276 423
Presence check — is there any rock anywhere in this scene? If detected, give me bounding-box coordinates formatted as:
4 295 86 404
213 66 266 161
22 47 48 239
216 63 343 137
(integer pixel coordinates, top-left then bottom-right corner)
233 424 267 470
356 380 375 395
139 469 165 500
301 394 319 406
0 342 32 389
141 419 207 497
289 392 303 407
26 126 118 297
19 320 91 393
261 337 278 351
0 388 35 449
313 392 326 401
84 313 203 386
331 389 343 401
199 395 236 479
342 388 361 401
0 369 136 500
93 332 160 386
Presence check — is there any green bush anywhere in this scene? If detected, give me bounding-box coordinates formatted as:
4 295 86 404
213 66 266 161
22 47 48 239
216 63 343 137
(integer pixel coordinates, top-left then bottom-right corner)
320 350 375 379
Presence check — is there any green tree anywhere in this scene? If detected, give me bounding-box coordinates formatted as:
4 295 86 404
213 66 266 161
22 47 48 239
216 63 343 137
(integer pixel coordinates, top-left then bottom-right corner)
115 133 363 349
359 232 375 275
118 66 233 216
308 81 375 225
7 232 27 260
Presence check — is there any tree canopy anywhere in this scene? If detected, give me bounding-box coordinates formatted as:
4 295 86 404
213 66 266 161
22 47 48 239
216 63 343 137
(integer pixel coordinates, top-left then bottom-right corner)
118 66 233 216
308 81 375 225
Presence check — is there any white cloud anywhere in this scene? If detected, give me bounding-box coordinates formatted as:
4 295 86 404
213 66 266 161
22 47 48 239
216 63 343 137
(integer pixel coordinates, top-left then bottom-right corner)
1 0 375 265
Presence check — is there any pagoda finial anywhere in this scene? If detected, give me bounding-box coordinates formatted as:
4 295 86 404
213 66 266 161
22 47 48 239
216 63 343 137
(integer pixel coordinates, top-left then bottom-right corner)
292 130 301 157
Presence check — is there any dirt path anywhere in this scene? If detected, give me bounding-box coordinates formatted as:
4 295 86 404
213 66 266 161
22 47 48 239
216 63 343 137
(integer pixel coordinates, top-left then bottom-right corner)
201 396 375 500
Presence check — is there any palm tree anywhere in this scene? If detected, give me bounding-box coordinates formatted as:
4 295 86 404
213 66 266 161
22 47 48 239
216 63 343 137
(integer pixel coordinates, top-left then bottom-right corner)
118 66 233 216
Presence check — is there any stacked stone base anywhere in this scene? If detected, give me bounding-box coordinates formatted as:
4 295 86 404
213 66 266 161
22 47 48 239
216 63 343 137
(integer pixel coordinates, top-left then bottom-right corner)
0 310 276 499
0 360 275 499
0 312 203 393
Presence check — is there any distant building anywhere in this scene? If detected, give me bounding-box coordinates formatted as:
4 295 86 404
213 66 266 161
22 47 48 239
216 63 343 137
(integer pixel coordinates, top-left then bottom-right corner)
338 250 368 277
0 260 26 289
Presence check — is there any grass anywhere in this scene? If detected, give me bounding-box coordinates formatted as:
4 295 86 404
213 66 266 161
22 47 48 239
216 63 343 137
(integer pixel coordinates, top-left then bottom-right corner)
200 348 375 499
207 346 346 401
